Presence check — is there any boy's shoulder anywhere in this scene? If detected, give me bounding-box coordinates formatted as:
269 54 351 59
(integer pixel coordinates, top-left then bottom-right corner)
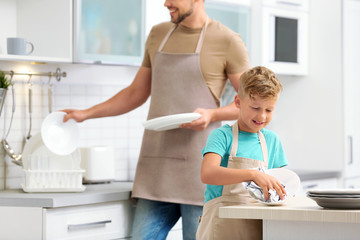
260 128 280 141
210 124 233 138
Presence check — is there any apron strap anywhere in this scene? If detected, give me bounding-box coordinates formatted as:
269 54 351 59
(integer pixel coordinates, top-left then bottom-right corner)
230 121 269 164
258 131 268 164
158 17 209 53
230 122 239 157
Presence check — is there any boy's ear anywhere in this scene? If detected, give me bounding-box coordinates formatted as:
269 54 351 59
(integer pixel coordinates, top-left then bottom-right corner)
234 95 241 108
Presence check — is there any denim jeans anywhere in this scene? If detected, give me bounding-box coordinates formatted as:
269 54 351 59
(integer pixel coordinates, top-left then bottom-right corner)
131 198 203 240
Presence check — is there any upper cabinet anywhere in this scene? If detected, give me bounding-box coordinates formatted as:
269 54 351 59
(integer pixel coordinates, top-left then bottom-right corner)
205 0 251 49
251 0 309 75
0 0 72 63
74 0 146 66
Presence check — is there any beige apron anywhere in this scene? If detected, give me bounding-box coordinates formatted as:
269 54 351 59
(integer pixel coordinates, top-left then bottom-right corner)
196 122 268 240
132 18 221 206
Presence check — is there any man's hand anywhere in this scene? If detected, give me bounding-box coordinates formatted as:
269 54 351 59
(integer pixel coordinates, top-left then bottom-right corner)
61 109 88 123
180 108 214 131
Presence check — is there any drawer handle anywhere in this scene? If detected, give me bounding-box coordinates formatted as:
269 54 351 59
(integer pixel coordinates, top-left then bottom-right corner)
304 184 318 189
68 220 112 230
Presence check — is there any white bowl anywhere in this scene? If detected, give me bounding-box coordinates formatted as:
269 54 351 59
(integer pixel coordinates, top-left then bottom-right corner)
41 111 80 155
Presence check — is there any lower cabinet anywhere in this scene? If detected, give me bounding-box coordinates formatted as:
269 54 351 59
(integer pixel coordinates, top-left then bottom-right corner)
298 178 339 196
44 201 134 239
344 177 360 188
0 200 134 240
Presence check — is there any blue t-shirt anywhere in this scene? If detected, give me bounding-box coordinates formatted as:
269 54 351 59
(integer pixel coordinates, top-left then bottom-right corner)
202 124 288 203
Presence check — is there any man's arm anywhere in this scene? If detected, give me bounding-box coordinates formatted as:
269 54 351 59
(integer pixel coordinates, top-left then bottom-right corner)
63 66 152 122
180 72 243 130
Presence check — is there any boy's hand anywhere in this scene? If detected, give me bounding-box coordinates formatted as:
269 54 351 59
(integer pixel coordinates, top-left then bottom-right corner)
253 170 287 200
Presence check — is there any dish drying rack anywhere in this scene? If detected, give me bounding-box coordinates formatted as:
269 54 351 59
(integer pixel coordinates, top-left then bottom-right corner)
21 139 85 193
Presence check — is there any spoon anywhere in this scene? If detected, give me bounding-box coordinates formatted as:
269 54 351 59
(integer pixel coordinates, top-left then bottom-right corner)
2 139 22 166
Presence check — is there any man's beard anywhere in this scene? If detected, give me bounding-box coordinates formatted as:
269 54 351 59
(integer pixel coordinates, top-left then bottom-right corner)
173 7 194 24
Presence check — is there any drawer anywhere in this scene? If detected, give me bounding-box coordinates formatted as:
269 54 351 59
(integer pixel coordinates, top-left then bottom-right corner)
344 177 360 189
43 201 134 240
299 178 339 196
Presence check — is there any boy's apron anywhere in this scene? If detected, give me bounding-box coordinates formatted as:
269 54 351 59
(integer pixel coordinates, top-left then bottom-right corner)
132 18 221 206
196 122 268 240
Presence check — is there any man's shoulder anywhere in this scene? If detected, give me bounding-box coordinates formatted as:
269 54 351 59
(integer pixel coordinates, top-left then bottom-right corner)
207 20 240 38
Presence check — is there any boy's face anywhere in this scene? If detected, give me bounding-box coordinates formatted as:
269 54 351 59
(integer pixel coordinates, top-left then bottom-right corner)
235 94 278 133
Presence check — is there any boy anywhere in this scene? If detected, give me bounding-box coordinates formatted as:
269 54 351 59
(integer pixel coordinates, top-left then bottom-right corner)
196 66 288 240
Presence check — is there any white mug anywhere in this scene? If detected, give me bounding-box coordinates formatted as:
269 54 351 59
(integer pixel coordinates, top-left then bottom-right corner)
7 37 34 55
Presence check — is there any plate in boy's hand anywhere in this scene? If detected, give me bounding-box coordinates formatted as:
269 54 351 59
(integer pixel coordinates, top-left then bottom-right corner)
143 113 201 131
245 168 301 206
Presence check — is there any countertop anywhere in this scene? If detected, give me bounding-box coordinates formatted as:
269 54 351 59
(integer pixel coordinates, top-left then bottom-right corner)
292 169 341 181
0 181 133 208
219 196 360 224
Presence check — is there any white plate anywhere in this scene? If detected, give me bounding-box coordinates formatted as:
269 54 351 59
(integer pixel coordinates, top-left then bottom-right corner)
143 113 201 131
21 184 86 193
308 195 360 209
249 168 301 206
307 189 360 195
22 132 43 169
307 193 360 198
41 112 80 155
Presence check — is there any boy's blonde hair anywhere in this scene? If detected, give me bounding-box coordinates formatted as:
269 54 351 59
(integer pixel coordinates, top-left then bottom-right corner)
238 66 282 100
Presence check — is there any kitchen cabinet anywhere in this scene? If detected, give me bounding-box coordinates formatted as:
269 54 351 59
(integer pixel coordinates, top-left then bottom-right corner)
299 178 339 196
251 0 309 75
220 197 360 240
343 0 360 180
0 182 134 239
0 0 72 63
74 0 146 66
344 177 360 189
205 0 251 107
0 201 134 240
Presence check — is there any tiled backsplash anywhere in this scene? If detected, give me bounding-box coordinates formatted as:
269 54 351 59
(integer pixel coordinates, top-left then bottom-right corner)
0 61 148 189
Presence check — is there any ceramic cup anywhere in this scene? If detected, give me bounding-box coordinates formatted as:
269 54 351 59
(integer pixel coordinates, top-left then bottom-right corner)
7 37 34 55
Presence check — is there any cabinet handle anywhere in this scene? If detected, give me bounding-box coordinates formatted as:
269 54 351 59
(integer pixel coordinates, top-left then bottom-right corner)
304 184 318 189
276 1 301 7
348 136 353 165
68 220 112 230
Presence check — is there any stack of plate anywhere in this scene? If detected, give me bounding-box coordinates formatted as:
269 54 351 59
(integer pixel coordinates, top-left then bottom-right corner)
307 189 360 209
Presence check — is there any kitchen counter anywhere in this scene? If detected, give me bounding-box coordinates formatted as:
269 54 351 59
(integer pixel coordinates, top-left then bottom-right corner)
220 197 360 240
292 169 341 181
0 181 133 208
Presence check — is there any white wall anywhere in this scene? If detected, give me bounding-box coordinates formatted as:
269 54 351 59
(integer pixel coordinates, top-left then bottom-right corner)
268 0 344 172
0 61 148 189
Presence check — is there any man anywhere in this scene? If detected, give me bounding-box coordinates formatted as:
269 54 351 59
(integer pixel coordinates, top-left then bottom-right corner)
63 0 250 239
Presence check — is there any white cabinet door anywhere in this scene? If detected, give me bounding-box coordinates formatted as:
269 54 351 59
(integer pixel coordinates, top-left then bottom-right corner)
343 0 360 178
298 178 339 196
344 177 360 189
0 0 72 63
0 206 43 240
44 201 134 240
74 0 146 66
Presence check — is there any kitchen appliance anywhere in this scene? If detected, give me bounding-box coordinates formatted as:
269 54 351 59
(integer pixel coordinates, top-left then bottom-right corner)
80 146 115 183
252 0 309 75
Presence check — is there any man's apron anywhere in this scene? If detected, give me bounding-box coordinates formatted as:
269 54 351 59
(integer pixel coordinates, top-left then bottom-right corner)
196 122 268 239
132 19 221 206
